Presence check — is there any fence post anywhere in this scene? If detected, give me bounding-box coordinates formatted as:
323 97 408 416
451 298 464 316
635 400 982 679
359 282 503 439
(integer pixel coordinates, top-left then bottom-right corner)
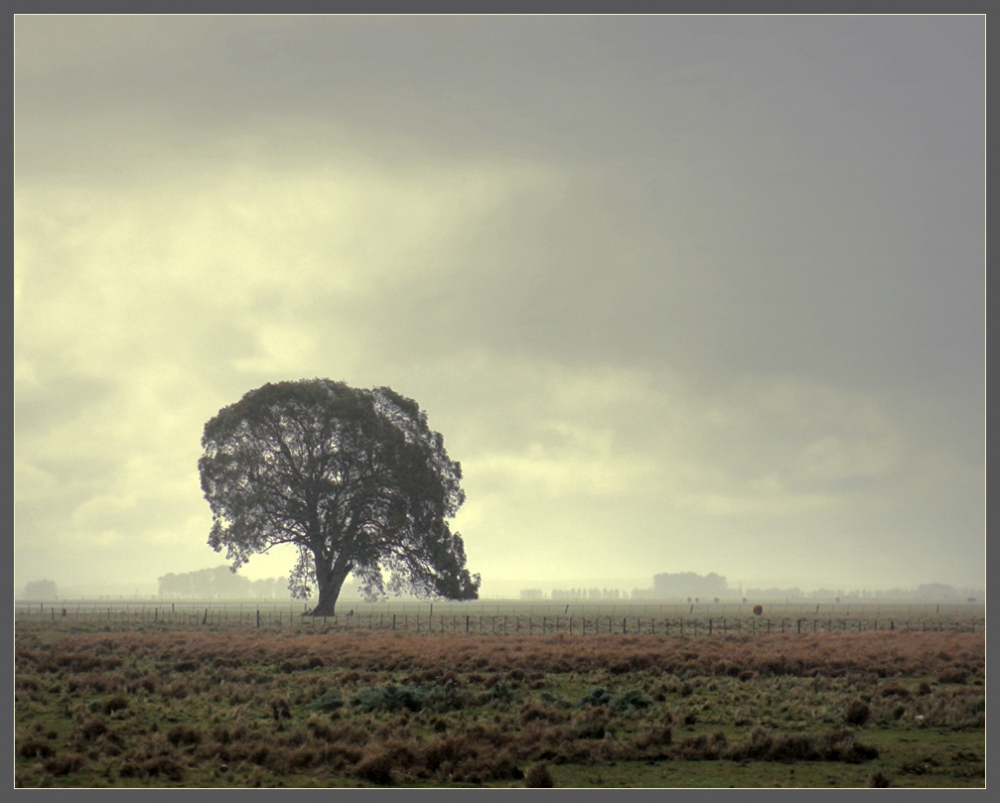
623 617 627 634
708 618 712 636
466 615 470 633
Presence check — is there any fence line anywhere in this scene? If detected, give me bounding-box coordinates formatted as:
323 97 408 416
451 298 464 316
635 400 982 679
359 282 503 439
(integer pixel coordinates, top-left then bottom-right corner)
12 605 984 637
12 600 983 617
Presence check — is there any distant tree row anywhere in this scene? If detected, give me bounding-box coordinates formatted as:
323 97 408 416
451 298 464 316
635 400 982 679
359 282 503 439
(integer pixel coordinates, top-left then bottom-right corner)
519 588 632 601
157 566 291 599
750 585 976 601
518 578 980 604
648 572 730 599
21 580 58 600
551 588 628 600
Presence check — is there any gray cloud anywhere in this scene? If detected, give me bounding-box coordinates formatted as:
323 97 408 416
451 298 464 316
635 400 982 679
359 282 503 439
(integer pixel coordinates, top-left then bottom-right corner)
14 15 983 595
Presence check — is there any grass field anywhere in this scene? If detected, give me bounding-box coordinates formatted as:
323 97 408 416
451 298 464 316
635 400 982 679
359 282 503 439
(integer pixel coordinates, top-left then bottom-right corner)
14 612 985 788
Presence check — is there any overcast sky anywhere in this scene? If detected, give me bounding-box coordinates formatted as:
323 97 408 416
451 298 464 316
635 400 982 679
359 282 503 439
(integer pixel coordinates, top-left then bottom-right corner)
14 15 984 597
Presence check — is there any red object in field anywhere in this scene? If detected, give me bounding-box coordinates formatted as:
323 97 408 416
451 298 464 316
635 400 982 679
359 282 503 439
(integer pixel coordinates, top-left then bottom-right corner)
752 604 763 616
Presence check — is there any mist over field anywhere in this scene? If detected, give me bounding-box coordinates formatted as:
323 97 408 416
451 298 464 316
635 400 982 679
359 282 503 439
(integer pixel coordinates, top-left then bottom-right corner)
14 16 984 601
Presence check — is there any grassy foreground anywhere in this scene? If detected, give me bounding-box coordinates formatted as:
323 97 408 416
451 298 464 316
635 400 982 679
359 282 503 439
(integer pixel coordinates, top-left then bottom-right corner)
15 622 984 788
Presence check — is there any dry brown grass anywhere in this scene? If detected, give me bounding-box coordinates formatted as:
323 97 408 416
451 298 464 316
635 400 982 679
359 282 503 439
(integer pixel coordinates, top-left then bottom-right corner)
16 629 984 680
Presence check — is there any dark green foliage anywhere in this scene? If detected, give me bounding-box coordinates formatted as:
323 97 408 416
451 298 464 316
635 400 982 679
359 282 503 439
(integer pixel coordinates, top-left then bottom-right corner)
490 680 516 704
306 691 344 712
365 684 423 713
613 689 654 711
580 687 613 707
580 687 652 711
199 380 480 616
349 682 467 714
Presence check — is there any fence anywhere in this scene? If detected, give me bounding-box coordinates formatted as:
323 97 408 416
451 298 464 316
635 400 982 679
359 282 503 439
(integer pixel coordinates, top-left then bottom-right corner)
13 601 984 637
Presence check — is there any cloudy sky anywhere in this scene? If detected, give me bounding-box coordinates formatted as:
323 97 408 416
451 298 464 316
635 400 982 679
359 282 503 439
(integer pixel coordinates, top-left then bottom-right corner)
14 15 984 597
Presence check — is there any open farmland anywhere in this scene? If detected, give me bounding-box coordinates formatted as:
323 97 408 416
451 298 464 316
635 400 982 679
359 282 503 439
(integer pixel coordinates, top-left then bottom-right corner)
14 603 985 788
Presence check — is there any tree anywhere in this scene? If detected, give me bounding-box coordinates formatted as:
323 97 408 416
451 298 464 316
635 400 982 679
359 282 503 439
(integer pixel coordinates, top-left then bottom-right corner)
23 579 58 600
199 379 480 616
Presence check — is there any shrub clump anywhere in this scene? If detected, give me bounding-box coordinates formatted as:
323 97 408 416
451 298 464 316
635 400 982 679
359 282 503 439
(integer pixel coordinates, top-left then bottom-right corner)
353 741 418 785
102 695 130 715
120 756 185 782
844 698 871 726
166 724 202 747
350 681 468 714
723 726 878 764
614 689 654 711
19 739 55 759
307 691 344 712
525 762 554 787
572 706 615 739
868 768 893 787
78 718 108 741
673 732 728 760
580 688 613 707
42 755 84 776
490 680 516 704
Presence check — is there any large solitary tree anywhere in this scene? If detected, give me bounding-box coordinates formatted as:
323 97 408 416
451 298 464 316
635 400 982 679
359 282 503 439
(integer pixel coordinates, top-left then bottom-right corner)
199 380 480 616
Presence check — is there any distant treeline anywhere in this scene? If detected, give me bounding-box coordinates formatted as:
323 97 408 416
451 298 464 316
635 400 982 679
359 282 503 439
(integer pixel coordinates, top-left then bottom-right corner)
739 584 979 601
157 566 292 599
519 575 981 603
549 588 627 601
21 580 58 600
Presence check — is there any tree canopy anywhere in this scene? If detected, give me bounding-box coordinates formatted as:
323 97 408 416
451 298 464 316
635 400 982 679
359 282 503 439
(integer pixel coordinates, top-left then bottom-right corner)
199 380 480 616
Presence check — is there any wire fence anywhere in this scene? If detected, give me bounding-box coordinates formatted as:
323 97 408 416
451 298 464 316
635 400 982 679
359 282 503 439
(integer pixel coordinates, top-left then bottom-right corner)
13 599 985 637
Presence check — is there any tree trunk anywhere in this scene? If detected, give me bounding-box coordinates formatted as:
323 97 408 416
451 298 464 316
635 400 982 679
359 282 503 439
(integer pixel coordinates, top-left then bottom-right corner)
307 556 350 617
